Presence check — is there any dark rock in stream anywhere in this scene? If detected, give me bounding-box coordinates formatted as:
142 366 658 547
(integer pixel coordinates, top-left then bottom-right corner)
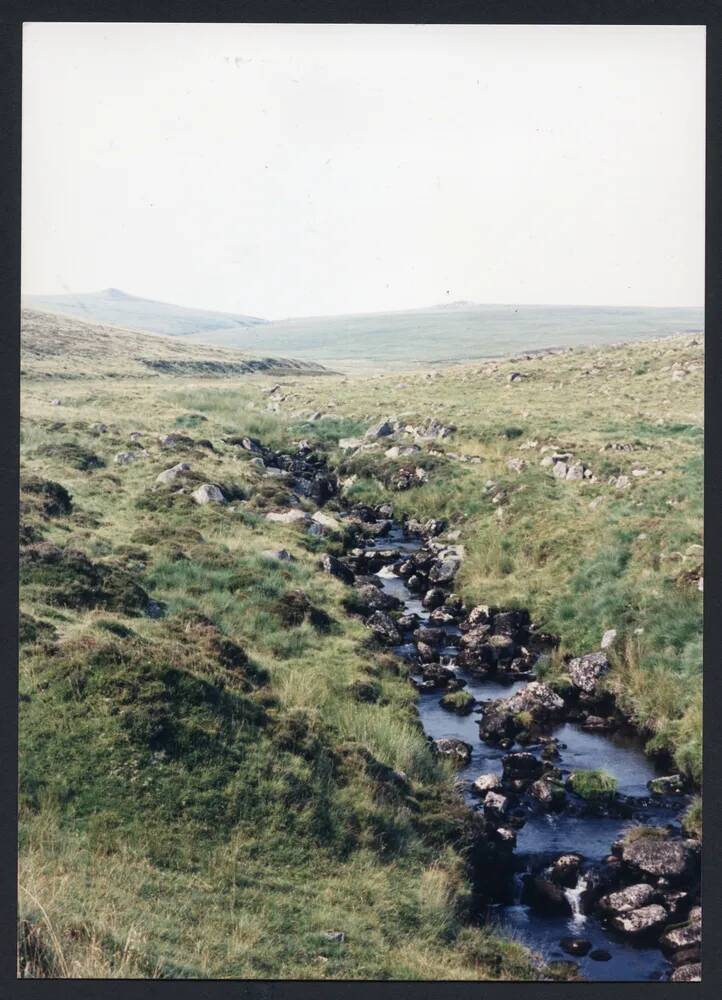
501 752 545 783
321 553 355 585
365 611 402 645
478 682 565 742
560 937 592 957
422 586 446 610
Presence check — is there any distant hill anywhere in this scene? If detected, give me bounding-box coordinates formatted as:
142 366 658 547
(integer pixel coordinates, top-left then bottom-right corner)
183 302 705 366
22 288 266 338
20 308 329 379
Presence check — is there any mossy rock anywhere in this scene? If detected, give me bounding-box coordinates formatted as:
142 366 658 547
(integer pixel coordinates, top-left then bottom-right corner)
567 769 618 801
36 441 105 471
439 689 475 715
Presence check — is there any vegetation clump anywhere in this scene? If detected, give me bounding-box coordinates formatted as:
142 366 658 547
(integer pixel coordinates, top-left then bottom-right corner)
567 769 618 801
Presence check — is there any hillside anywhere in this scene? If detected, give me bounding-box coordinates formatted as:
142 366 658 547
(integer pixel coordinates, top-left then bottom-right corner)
185 303 704 367
21 309 329 379
19 329 702 980
22 288 265 337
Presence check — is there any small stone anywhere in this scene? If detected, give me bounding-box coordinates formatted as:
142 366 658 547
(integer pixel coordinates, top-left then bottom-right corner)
266 509 311 525
114 451 137 465
321 930 345 943
600 629 617 650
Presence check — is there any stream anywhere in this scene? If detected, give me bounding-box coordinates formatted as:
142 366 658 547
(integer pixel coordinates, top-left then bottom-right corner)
367 525 690 982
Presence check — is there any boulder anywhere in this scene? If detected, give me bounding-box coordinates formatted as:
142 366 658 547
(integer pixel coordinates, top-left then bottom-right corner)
566 463 585 481
670 964 701 982
611 904 668 937
567 651 610 694
433 738 472 767
552 461 568 479
321 553 355 585
621 836 697 882
156 462 191 485
598 883 657 916
483 791 509 818
191 483 226 505
114 451 137 465
355 584 401 613
261 548 295 562
478 682 565 742
365 418 395 439
647 774 684 796
312 510 342 532
501 752 544 783
422 587 446 610
428 557 460 584
365 611 401 645
549 854 583 888
471 773 502 797
530 776 566 810
659 913 701 958
266 509 311 525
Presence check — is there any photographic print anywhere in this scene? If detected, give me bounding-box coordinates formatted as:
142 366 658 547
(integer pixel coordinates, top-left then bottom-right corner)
18 22 704 982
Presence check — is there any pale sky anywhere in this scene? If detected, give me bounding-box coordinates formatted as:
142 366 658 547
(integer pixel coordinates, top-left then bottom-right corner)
22 23 705 319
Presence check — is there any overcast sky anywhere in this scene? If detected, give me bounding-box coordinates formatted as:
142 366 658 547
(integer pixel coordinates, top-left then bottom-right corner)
22 23 705 319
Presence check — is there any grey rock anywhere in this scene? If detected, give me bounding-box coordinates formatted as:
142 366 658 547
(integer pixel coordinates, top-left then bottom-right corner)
568 651 610 694
156 462 191 485
670 964 701 982
599 883 657 915
266 509 311 525
191 483 226 505
611 904 668 937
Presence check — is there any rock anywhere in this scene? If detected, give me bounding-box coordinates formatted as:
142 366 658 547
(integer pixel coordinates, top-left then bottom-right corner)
428 557 460 584
530 776 566 809
670 964 701 982
621 836 697 882
338 437 364 450
365 611 401 645
611 904 668 937
567 651 609 694
261 548 295 561
502 752 544 782
598 883 657 915
321 930 345 943
158 433 193 449
647 774 684 796
355 584 401 613
422 587 446 610
506 458 527 473
156 462 191 485
659 914 702 958
266 509 311 525
365 418 395 439
615 474 631 490
412 418 455 440
90 422 108 433
540 455 555 467
479 682 565 742
114 451 137 465
433 737 472 767
50 398 61 405
560 938 591 957
528 875 570 914
550 854 583 888
600 628 617 650
495 827 517 847
566 463 585 481
471 773 502 796
508 372 524 382
484 790 509 818
589 949 612 962
312 510 342 532
191 483 226 505
552 461 568 479
320 553 355 585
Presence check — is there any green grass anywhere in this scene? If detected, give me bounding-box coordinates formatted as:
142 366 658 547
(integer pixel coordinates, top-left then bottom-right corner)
19 322 702 979
567 770 618 802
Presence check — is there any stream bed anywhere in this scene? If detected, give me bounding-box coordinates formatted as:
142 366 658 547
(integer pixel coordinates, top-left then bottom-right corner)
368 526 690 982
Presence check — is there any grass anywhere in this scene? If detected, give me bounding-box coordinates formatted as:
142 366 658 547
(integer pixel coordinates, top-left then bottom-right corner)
19 312 702 979
567 770 618 802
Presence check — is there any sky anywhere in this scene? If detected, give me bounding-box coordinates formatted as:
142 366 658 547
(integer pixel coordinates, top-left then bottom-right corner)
22 23 705 319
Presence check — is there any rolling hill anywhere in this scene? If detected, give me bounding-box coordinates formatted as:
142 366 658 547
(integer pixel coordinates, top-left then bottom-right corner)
20 309 329 379
188 303 704 366
22 288 266 338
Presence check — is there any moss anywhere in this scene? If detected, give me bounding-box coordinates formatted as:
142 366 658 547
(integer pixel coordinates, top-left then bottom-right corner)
439 690 475 715
567 769 618 801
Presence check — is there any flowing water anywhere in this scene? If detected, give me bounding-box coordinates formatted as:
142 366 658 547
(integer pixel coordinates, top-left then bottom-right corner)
369 526 689 982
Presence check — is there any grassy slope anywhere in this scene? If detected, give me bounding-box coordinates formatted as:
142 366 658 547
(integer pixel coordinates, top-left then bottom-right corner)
19 363 539 979
19 327 702 978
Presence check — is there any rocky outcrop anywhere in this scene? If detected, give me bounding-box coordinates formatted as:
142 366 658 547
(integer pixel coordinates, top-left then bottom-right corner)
567 651 609 694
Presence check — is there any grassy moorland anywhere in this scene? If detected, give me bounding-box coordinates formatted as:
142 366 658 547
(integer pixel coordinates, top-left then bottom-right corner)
18 310 702 978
